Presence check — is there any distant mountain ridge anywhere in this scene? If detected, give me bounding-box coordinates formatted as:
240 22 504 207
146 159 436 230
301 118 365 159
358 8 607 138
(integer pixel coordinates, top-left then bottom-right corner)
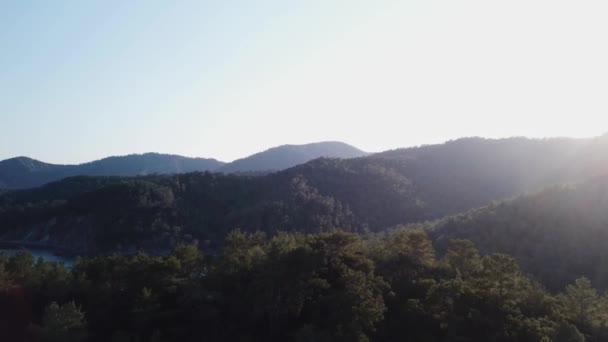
0 153 224 189
0 141 367 189
3 134 608 256
218 141 368 173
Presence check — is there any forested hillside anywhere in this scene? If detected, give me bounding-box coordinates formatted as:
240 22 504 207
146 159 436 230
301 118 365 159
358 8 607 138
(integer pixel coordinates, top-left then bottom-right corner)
368 135 608 215
0 154 224 189
2 136 608 341
2 136 608 255
0 157 75 190
429 175 608 291
1 231 606 341
0 142 368 189
6 0 607 339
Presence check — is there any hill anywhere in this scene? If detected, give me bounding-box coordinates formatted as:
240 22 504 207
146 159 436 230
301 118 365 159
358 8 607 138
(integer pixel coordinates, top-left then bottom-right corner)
0 157 74 189
218 141 368 173
76 153 224 176
429 174 608 291
2 135 608 256
0 142 368 189
0 153 224 189
4 172 608 341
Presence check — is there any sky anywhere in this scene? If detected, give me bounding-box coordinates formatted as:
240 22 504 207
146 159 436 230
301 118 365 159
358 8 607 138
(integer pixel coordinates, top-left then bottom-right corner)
1 0 608 164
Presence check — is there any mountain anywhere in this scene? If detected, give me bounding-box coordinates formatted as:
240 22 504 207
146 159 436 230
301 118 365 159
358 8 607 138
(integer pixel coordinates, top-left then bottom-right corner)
428 174 608 291
0 157 74 189
7 189 608 342
0 153 225 189
2 135 608 256
4 136 608 342
76 153 224 176
218 141 368 173
365 135 605 217
0 142 367 189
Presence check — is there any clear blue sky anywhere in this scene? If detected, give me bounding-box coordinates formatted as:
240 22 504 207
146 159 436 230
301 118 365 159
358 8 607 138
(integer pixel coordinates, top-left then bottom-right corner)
2 0 607 164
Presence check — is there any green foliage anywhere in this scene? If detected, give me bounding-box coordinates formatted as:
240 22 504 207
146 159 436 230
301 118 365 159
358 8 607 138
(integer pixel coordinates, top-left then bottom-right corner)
6 249 35 279
1 232 607 341
431 178 608 291
553 323 586 342
2 136 608 341
40 301 87 342
444 239 480 278
5 136 608 258
557 277 608 336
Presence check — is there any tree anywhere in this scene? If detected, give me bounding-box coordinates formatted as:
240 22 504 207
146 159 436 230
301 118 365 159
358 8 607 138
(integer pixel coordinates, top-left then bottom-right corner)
0 262 14 291
40 301 87 342
444 239 481 278
6 250 35 280
306 232 387 341
553 323 585 342
559 278 602 331
473 253 524 307
172 241 204 278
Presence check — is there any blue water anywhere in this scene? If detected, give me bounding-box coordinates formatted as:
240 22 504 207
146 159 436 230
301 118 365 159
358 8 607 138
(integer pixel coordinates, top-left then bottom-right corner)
0 248 74 266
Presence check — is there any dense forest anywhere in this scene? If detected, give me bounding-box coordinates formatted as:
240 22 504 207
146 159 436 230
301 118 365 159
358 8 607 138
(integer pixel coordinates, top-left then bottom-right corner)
5 0 608 339
2 137 608 252
428 175 608 292
1 230 607 341
2 136 608 341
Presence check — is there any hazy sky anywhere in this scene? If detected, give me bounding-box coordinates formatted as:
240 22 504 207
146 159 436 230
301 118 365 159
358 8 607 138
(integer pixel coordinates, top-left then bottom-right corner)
1 0 607 163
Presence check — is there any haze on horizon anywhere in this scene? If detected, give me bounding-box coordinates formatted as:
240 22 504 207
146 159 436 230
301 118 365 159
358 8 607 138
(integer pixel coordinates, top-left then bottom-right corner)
1 0 607 164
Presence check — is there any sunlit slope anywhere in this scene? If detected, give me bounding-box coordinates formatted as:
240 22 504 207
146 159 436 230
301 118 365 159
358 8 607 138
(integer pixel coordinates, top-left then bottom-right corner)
430 175 608 291
1 135 608 256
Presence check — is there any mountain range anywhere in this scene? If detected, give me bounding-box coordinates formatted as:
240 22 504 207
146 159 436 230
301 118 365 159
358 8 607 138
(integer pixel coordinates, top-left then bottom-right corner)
2 134 608 292
0 141 367 189
1 136 606 236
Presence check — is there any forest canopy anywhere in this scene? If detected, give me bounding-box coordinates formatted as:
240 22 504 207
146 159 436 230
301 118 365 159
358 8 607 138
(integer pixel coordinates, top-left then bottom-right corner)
1 230 607 342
